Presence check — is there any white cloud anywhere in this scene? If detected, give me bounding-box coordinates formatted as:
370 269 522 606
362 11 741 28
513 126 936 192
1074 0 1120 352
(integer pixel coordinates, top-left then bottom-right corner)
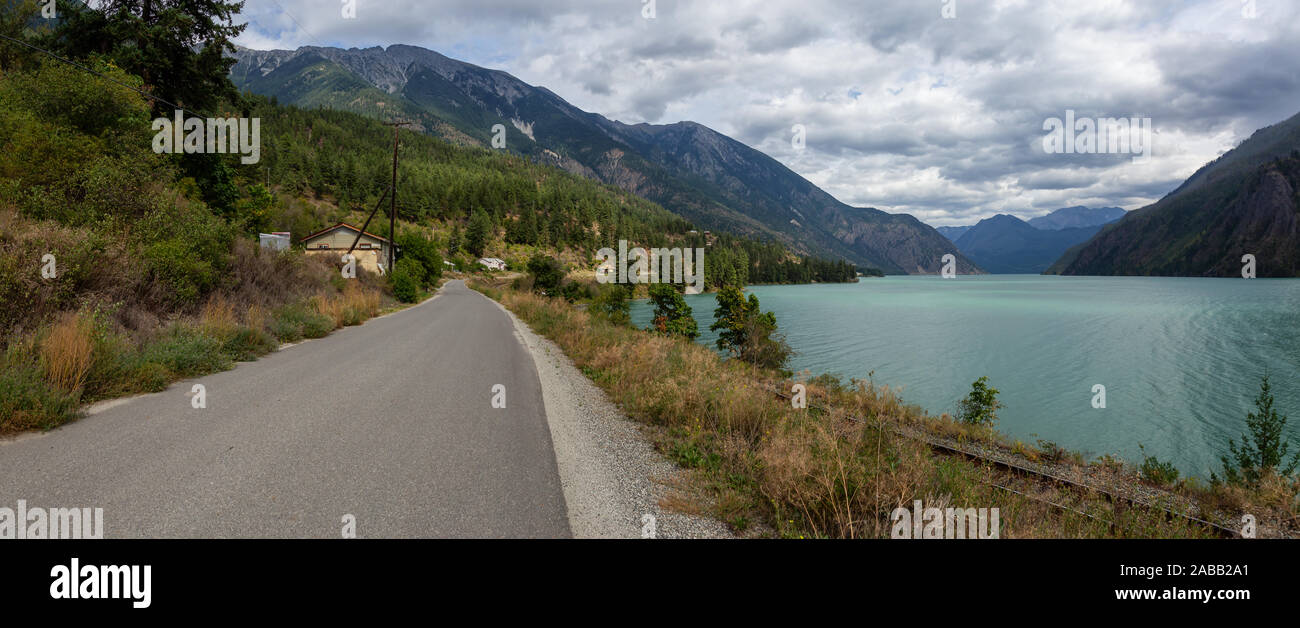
235 0 1300 226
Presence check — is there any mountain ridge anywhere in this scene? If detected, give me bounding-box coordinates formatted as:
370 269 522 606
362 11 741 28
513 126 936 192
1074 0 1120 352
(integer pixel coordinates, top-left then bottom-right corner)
230 44 980 275
952 214 1103 274
1048 111 1300 276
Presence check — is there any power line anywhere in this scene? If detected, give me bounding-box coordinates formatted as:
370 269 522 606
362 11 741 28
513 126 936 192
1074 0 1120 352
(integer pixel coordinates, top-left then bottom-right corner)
263 0 326 48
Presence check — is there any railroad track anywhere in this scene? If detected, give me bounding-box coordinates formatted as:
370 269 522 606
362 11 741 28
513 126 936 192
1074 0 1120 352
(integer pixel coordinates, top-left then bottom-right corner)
761 382 1244 538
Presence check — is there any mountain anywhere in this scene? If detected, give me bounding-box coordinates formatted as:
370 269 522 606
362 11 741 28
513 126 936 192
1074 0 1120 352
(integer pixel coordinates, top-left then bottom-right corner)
936 225 971 241
229 45 979 274
953 214 1103 274
1027 206 1127 230
1049 112 1300 276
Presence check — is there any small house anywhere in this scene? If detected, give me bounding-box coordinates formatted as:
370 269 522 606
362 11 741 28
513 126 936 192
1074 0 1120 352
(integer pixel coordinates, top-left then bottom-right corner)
301 223 395 274
478 257 508 271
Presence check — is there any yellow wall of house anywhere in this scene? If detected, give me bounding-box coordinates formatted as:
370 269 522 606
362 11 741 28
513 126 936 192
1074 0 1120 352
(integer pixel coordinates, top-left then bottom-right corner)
305 248 386 274
303 229 389 274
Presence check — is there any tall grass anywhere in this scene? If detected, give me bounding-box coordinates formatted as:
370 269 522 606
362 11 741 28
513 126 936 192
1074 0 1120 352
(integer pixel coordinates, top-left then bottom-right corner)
490 286 1216 538
40 311 95 392
1 281 391 434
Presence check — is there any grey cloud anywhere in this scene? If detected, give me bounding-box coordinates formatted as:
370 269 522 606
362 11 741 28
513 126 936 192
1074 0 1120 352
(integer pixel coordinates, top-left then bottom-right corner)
235 0 1299 224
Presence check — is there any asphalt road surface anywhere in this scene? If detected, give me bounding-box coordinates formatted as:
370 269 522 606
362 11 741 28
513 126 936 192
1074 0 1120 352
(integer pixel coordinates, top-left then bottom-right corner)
0 280 572 538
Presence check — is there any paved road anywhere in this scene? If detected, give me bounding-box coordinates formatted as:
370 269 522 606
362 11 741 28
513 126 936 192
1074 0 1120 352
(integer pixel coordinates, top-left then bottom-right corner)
0 280 571 538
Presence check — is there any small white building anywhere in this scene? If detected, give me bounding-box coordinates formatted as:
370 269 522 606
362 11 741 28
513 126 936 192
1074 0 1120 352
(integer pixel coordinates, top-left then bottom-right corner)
258 232 291 251
478 257 508 271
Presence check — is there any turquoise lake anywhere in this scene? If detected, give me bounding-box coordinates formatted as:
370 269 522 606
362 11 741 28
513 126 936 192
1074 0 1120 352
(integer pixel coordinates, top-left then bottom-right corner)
630 275 1300 476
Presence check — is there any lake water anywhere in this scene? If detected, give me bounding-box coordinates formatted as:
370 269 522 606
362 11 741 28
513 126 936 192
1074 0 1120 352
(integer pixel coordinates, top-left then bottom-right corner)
631 275 1300 477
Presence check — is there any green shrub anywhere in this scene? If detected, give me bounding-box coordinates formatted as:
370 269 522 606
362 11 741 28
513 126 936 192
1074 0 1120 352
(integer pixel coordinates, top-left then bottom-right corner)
648 283 698 340
222 326 278 361
1139 444 1180 486
397 230 443 287
0 360 81 432
141 325 230 378
390 265 420 303
138 206 233 308
269 313 304 342
301 312 334 338
957 376 1003 425
527 254 564 295
269 303 334 341
590 284 631 326
559 281 592 302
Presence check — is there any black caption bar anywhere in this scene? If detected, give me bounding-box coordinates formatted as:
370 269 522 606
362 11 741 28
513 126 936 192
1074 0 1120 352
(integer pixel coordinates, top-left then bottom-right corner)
0 539 1287 613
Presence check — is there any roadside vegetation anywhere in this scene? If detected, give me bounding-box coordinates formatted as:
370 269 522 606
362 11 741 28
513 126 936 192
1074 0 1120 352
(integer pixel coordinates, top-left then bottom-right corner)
474 267 1280 538
0 4 422 433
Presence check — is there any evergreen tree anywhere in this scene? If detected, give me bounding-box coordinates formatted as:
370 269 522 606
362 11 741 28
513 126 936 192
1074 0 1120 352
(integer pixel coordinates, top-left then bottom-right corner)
1217 374 1300 486
42 0 247 114
465 209 492 257
648 283 698 340
447 224 462 255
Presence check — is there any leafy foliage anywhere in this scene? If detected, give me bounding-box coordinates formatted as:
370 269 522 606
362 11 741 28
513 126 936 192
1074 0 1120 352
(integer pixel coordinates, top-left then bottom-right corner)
40 0 247 114
1139 444 1180 486
710 285 791 371
590 284 631 326
647 283 698 340
957 376 1003 425
389 265 420 303
395 228 442 287
526 254 564 295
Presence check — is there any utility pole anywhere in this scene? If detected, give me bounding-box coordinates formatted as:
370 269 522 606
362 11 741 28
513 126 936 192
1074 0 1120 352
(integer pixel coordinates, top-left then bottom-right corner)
388 121 411 273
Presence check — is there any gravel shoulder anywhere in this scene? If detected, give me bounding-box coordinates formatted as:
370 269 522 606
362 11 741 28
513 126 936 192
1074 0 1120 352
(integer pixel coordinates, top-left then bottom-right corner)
487 295 735 539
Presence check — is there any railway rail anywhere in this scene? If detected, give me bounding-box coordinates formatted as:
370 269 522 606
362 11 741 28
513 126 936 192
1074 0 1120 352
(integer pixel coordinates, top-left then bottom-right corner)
762 382 1244 538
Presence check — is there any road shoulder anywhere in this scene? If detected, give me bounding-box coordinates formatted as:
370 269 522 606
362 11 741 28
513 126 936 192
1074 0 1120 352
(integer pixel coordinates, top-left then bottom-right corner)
485 294 735 539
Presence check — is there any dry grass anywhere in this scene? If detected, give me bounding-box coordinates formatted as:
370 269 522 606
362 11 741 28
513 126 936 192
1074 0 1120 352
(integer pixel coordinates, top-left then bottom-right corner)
39 311 95 393
244 304 266 332
312 283 382 328
487 285 1225 538
199 295 239 340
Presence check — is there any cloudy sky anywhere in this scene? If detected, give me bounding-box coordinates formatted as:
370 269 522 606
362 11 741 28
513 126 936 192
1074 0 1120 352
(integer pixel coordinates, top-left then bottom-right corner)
235 0 1300 226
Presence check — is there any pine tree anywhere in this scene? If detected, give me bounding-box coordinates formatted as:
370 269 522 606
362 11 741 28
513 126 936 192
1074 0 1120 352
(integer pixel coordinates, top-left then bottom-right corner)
465 209 491 257
648 283 698 340
1217 374 1300 486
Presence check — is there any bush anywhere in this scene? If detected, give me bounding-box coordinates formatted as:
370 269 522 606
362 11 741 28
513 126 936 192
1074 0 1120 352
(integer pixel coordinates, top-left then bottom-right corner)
390 265 420 303
590 284 631 326
648 283 698 340
0 360 81 432
397 229 443 287
711 285 790 371
140 325 231 378
221 327 278 361
1139 444 1180 486
269 302 335 341
957 376 1002 425
138 205 233 308
527 254 564 295
559 281 592 303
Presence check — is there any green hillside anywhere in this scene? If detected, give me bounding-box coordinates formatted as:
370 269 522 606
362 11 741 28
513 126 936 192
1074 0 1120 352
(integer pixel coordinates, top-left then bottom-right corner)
1049 112 1300 277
